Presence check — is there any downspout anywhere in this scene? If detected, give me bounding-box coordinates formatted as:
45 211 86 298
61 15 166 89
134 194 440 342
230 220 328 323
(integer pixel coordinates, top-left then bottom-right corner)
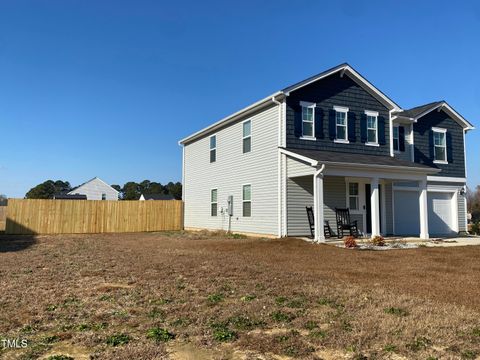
313 164 325 242
389 109 394 157
272 96 283 238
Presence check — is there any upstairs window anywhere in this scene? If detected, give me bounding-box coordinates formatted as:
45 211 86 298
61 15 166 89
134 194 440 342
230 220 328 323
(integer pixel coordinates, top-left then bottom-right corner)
209 135 216 163
242 184 251 217
301 102 315 138
211 189 218 216
334 106 348 142
101 193 106 200
393 126 399 151
365 111 378 145
243 120 251 153
348 183 359 210
433 127 447 163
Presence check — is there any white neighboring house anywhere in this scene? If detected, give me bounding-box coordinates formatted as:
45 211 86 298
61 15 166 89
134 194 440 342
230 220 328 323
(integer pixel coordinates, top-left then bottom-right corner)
179 63 474 240
139 193 175 200
67 177 119 201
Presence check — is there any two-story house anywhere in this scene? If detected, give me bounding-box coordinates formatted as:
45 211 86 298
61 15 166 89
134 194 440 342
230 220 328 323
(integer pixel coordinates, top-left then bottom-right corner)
179 64 474 240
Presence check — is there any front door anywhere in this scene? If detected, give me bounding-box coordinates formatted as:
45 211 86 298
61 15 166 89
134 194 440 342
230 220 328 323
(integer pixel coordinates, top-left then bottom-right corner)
365 184 382 234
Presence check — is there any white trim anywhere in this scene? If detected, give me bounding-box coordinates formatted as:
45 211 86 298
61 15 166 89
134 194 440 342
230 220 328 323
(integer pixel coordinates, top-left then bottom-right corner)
273 97 282 237
209 134 217 163
67 177 120 195
333 105 349 112
389 109 394 157
282 153 287 236
452 190 459 232
432 126 447 133
179 92 284 144
346 181 361 213
433 160 448 165
279 148 318 167
210 188 218 217
334 139 350 144
365 110 379 117
284 64 401 111
414 102 474 130
182 146 185 201
300 136 317 141
242 184 252 217
366 142 380 147
427 176 466 183
242 119 252 154
365 111 379 145
300 101 315 107
301 102 316 139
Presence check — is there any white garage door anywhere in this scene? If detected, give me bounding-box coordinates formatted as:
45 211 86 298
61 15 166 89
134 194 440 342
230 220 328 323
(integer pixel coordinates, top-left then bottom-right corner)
428 192 455 236
394 190 420 235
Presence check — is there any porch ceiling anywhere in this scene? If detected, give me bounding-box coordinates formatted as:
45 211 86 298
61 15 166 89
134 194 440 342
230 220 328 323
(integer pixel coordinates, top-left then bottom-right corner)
283 148 440 174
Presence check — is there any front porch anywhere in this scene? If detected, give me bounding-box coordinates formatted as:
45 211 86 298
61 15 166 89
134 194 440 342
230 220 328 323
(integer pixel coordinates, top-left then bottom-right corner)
282 149 438 241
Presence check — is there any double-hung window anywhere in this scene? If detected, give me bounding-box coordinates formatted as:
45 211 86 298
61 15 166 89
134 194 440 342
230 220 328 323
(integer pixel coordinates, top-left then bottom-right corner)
334 106 348 142
301 101 315 139
211 189 218 216
243 120 251 153
209 135 216 163
348 183 359 211
242 184 251 217
432 127 447 163
365 110 378 145
393 126 400 151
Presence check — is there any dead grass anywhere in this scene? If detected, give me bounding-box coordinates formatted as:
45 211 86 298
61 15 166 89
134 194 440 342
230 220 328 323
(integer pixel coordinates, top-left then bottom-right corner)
0 231 480 359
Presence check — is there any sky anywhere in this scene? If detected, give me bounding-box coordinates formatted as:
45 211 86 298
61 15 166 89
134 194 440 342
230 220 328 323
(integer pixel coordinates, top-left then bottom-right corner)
0 0 479 198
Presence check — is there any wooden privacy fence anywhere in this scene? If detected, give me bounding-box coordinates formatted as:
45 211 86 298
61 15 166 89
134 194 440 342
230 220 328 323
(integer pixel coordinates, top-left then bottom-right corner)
5 199 183 235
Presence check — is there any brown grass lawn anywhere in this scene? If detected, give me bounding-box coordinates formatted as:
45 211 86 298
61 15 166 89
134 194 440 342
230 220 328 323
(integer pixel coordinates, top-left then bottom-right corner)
1 232 480 360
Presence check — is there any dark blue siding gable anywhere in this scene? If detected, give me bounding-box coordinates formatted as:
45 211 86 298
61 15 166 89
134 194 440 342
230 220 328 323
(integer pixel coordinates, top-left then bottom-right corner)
285 74 391 155
413 111 465 178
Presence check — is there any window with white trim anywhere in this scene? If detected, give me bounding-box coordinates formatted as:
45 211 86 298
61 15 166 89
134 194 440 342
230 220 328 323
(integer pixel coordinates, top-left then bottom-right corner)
335 107 348 141
209 135 216 163
243 120 251 153
242 184 251 217
348 183 359 210
366 111 378 144
393 126 399 151
301 102 315 138
101 193 106 200
433 128 447 162
211 189 217 216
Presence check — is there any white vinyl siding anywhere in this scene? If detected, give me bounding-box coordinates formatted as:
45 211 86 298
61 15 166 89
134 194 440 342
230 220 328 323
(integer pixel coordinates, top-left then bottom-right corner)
183 105 279 235
67 178 119 201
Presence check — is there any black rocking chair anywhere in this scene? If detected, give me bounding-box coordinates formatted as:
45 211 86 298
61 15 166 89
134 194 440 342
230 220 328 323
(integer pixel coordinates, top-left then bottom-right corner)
335 208 359 238
306 206 333 239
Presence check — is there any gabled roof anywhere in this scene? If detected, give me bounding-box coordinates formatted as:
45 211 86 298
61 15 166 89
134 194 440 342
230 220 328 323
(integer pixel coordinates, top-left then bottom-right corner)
179 63 401 145
68 177 119 195
141 193 175 200
394 101 474 131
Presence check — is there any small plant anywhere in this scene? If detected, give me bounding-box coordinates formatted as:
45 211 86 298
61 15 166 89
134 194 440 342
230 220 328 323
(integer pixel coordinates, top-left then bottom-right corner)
461 350 477 359
106 333 130 346
240 294 256 302
371 235 386 246
46 304 57 311
270 310 294 323
146 327 175 342
210 322 237 342
227 232 246 239
472 327 480 337
383 344 397 352
309 329 327 339
470 222 480 235
304 320 318 330
148 307 166 319
384 307 409 317
228 315 265 330
99 294 113 302
344 236 357 248
42 335 60 344
46 356 74 360
171 317 190 327
406 336 430 351
287 297 305 308
207 293 224 304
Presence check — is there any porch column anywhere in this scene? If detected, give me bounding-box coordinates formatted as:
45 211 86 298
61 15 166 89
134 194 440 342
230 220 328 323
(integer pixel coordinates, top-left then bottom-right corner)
419 179 429 239
313 172 325 242
370 177 381 237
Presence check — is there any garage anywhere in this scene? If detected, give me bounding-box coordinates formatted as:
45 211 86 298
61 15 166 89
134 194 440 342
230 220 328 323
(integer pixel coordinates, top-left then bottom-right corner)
394 189 457 236
394 190 420 235
428 192 456 236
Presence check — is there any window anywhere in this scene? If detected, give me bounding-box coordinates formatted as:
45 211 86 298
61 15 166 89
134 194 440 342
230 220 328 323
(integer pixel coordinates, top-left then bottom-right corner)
348 183 359 210
334 106 348 142
301 102 315 138
365 111 378 144
101 193 106 200
393 126 399 151
211 189 217 216
209 135 216 163
242 185 251 217
243 120 251 153
433 128 447 163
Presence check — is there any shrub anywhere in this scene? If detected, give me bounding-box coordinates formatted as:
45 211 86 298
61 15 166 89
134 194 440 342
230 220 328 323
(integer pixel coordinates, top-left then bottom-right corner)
471 222 480 235
207 293 224 304
210 322 237 342
106 333 130 346
146 327 175 342
344 236 357 248
371 235 386 246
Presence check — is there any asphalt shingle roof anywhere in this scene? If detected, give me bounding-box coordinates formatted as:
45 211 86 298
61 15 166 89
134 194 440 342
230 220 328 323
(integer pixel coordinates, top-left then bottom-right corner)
394 101 443 119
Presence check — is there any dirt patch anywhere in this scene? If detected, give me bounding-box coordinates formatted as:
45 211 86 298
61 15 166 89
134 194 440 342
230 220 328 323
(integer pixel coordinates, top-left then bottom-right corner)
0 231 479 359
40 342 91 359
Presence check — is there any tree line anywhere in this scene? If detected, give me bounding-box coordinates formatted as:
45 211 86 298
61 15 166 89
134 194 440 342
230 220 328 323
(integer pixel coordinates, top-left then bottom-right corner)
467 185 480 233
24 180 182 200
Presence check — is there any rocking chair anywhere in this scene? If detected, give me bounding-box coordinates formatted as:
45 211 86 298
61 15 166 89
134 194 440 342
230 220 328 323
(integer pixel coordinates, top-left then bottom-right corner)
335 208 359 238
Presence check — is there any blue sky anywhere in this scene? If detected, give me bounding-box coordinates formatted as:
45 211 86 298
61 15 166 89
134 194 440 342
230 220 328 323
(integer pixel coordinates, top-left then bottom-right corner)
0 0 479 197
